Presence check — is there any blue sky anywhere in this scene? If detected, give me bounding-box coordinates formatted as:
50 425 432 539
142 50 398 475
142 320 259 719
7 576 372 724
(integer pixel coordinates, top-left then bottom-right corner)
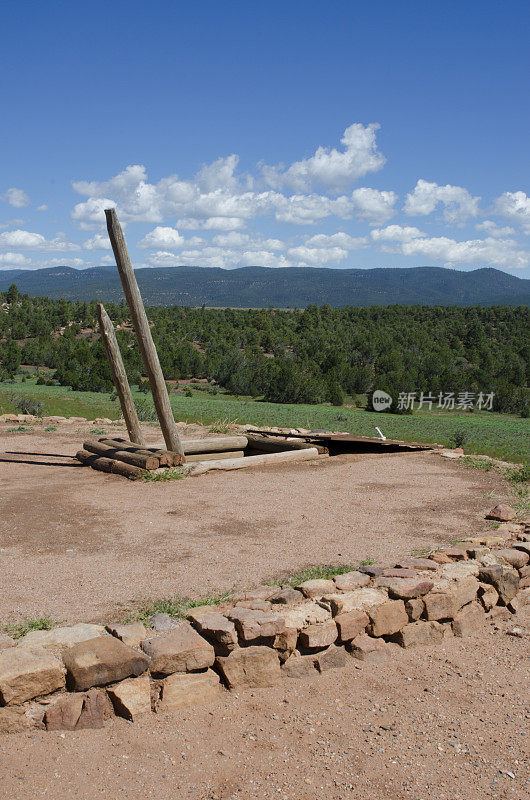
1 0 529 276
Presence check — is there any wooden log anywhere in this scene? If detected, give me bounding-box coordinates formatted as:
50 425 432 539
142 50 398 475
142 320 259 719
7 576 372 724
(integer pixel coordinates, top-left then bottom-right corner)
246 434 328 454
97 304 146 447
97 438 178 467
187 447 322 476
76 449 144 480
184 450 244 463
83 440 160 470
100 435 248 455
105 208 184 456
179 436 248 454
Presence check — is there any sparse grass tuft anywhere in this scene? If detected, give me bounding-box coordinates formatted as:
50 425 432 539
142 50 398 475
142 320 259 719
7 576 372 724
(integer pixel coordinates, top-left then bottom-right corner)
44 425 57 432
271 563 354 587
208 417 238 434
141 468 186 482
6 426 34 433
5 617 55 640
505 464 530 485
358 557 375 566
460 456 494 472
89 428 107 436
132 592 233 623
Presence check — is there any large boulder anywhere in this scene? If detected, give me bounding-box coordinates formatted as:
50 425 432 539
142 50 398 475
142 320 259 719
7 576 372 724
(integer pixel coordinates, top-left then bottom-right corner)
333 571 371 590
0 647 64 705
376 578 434 600
368 600 408 637
452 602 486 637
105 622 147 649
19 623 105 652
298 620 338 649
157 670 221 712
296 579 336 599
141 624 215 675
63 635 149 691
216 646 281 689
187 610 238 652
478 566 519 605
347 634 391 663
485 504 516 522
107 673 152 721
334 610 369 642
225 608 285 642
394 621 444 649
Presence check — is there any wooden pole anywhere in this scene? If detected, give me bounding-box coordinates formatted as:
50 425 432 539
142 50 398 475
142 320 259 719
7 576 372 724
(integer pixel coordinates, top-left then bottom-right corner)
76 449 144 480
105 208 184 456
97 303 146 447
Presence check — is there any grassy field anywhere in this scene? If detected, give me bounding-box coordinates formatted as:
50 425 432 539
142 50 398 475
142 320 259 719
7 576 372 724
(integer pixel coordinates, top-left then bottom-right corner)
1 375 529 466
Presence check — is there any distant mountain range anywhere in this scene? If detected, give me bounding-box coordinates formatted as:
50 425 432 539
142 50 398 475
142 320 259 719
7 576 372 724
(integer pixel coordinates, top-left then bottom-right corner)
0 265 528 307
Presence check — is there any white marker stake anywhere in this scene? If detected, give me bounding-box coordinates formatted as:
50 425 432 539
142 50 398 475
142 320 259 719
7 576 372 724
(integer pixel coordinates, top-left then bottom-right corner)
375 427 387 441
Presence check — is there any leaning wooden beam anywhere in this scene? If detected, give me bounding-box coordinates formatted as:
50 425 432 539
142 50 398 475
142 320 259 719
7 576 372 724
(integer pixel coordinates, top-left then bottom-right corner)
83 440 160 470
187 447 322 476
105 208 184 456
75 449 144 480
97 303 146 447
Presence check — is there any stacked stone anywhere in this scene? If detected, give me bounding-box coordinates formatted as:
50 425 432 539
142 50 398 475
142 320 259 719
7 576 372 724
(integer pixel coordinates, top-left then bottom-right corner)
0 508 528 735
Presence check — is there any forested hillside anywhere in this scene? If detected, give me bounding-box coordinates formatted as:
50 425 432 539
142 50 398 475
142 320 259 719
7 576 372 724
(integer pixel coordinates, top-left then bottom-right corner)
0 265 528 307
1 285 528 414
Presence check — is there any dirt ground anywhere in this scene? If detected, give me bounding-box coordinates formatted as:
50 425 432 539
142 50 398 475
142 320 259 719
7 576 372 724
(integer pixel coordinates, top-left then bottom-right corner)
0 421 528 800
0 421 513 625
1 608 528 800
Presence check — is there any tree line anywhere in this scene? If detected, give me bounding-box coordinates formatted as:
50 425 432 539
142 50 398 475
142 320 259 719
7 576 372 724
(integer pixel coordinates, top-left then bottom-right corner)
1 284 528 414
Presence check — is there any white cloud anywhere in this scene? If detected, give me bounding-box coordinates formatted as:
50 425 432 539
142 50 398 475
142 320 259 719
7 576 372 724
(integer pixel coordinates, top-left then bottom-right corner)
287 231 368 267
0 229 80 252
71 197 116 230
371 225 426 243
177 217 245 230
476 220 516 237
493 190 530 234
0 252 31 266
138 226 186 250
40 257 86 267
404 179 480 223
350 188 397 224
262 123 385 192
37 204 48 212
3 188 30 208
83 233 111 250
371 224 529 269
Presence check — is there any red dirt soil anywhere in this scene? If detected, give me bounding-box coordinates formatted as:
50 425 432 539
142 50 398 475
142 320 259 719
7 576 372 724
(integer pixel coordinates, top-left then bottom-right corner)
0 421 513 625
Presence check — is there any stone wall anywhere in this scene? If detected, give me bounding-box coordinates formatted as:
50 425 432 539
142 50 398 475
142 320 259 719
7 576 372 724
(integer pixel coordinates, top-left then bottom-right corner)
0 513 528 735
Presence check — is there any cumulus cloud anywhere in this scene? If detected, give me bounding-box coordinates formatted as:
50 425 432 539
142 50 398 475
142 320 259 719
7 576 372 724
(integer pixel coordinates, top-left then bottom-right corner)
404 179 480 223
83 233 111 250
493 191 530 234
476 220 516 237
37 204 48 212
262 123 385 193
0 229 80 252
371 225 528 269
0 252 31 266
138 227 186 250
2 188 30 208
287 232 368 267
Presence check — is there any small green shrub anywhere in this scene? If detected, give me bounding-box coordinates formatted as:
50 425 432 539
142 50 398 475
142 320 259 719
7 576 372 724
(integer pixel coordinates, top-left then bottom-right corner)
450 428 469 449
134 398 158 422
14 396 45 416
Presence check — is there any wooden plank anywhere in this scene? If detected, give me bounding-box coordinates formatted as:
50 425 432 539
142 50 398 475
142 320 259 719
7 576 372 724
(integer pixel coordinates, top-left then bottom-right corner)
97 304 145 446
246 427 442 450
187 447 322 476
76 449 144 479
83 440 160 470
184 450 244 463
105 208 184 456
